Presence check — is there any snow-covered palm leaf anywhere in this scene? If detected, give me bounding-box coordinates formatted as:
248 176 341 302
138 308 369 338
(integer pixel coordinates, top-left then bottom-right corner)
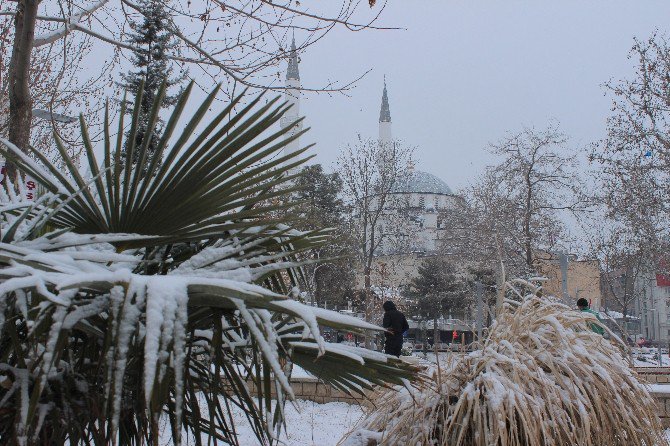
0 243 419 445
0 86 421 446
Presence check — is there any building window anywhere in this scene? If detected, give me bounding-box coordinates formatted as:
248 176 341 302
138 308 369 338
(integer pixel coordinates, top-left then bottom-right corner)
419 195 425 209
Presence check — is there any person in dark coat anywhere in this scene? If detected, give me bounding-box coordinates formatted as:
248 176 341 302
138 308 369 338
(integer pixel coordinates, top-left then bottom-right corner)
382 300 409 357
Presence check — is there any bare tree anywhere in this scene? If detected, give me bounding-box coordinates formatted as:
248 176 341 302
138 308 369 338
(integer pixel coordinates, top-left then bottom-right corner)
586 33 670 336
486 123 583 271
437 173 531 315
599 235 646 330
0 12 104 168
1 0 393 176
590 32 670 249
338 136 413 325
436 124 581 313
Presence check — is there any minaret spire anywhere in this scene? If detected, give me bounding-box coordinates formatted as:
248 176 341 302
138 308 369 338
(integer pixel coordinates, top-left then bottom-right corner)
286 36 300 81
378 76 392 144
379 75 391 123
280 33 303 167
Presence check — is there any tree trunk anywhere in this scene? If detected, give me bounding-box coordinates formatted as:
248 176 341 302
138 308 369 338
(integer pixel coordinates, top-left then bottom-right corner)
363 262 372 349
524 188 533 269
433 315 439 353
7 0 38 181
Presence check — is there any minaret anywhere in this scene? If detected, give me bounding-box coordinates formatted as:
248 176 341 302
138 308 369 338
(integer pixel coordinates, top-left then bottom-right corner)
279 37 303 162
379 77 392 145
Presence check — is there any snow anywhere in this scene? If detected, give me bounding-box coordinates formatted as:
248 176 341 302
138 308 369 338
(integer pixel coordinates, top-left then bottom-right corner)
110 281 145 437
159 399 364 446
233 300 294 399
144 276 189 439
633 349 670 367
646 383 670 394
291 365 316 379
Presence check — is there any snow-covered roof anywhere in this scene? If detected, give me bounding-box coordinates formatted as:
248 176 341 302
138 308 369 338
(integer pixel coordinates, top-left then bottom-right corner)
393 170 453 195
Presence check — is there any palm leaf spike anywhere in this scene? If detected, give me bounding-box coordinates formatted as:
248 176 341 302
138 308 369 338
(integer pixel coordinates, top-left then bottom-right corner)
124 81 168 227
26 167 114 240
111 94 126 230
53 133 106 226
173 141 314 223
0 138 69 197
129 82 196 223
103 99 114 225
164 158 313 233
80 111 112 225
139 93 279 220
120 79 145 225
132 83 224 213
5 192 62 243
132 84 240 219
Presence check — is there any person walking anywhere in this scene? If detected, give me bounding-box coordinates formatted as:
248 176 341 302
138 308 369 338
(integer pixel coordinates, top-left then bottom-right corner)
577 297 605 335
382 301 409 357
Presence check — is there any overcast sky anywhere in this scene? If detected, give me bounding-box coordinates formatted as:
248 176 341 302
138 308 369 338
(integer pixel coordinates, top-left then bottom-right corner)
290 1 670 193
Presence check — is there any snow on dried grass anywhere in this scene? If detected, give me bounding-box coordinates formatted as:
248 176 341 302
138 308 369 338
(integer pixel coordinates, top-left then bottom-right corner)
345 286 667 446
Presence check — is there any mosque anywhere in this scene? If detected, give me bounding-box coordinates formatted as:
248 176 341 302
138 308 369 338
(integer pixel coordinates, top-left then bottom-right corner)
280 39 463 289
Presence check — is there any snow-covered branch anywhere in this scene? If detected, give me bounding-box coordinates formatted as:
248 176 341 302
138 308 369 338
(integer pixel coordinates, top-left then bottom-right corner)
33 0 111 47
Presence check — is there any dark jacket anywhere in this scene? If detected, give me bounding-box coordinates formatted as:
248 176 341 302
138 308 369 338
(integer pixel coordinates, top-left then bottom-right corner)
382 301 409 340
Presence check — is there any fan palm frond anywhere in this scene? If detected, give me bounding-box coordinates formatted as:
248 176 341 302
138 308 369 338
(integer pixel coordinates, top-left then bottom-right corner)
0 83 421 446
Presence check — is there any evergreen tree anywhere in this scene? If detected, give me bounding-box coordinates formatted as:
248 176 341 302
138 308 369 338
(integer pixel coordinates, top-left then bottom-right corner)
291 164 356 309
406 257 468 349
294 164 345 230
120 0 184 166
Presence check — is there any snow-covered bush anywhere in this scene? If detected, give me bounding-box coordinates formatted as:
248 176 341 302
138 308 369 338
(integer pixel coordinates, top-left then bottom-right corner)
0 84 419 446
345 280 667 446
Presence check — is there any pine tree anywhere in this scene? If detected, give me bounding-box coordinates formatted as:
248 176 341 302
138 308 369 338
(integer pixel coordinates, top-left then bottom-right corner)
406 257 468 349
292 164 356 309
120 0 184 166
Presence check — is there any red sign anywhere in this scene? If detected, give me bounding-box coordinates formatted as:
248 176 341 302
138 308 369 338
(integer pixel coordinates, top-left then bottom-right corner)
452 330 458 340
657 274 670 287
1 163 36 200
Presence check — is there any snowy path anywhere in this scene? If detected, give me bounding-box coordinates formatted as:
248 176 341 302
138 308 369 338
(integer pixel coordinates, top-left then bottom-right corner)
162 399 364 445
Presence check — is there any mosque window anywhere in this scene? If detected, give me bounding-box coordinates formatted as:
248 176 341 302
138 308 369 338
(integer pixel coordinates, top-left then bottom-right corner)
419 195 425 209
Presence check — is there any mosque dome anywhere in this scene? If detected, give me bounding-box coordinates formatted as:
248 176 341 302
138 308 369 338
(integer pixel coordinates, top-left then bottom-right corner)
392 170 453 195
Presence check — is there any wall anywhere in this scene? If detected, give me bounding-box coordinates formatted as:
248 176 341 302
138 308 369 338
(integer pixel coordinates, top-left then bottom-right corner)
536 256 602 310
635 367 670 428
232 368 670 429
225 376 366 405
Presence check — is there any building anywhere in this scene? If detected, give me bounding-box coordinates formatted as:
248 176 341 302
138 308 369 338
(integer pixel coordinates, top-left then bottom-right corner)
635 272 670 344
371 80 463 258
534 253 602 311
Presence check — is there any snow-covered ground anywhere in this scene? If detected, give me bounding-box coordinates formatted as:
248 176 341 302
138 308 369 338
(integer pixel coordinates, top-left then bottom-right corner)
162 399 363 445
633 348 670 367
231 400 363 446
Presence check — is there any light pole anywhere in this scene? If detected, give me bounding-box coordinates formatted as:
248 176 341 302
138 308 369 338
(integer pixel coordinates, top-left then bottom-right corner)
559 251 569 303
475 282 483 341
650 308 657 343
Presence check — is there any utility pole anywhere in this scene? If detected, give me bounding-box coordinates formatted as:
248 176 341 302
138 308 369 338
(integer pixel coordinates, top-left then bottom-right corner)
559 251 569 303
475 281 483 342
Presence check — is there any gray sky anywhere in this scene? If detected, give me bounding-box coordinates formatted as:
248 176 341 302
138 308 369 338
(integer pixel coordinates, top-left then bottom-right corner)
293 1 669 192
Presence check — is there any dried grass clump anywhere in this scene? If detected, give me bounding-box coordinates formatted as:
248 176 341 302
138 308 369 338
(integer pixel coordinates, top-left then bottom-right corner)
344 286 668 446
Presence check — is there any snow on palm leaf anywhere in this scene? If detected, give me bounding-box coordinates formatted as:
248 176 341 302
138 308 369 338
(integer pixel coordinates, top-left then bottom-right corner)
346 280 667 446
0 83 421 446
